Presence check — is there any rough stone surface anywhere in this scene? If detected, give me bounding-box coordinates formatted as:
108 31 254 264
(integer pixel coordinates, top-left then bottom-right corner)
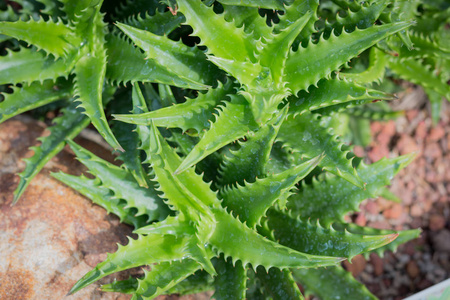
0 116 210 300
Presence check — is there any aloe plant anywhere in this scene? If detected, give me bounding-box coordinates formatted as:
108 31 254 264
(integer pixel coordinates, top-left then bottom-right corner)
0 0 424 299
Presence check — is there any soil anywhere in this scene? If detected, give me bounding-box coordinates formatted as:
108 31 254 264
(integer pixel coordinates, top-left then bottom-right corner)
344 86 450 300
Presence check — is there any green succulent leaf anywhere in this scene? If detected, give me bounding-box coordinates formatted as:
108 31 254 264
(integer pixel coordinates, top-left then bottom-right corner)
218 105 287 187
105 34 212 89
288 153 416 225
0 18 80 59
256 267 304 300
123 10 185 36
114 80 235 134
288 78 392 117
387 57 450 100
0 47 73 84
74 49 123 151
222 155 322 228
100 276 138 294
140 121 218 221
67 140 169 221
284 21 413 95
176 0 254 62
277 112 364 188
333 223 422 258
175 99 258 174
132 259 201 299
209 208 344 270
213 257 247 300
116 22 216 89
338 47 387 84
52 172 148 228
258 10 313 83
265 209 398 260
0 79 72 123
69 234 191 294
13 101 89 204
110 89 149 188
218 0 286 10
221 4 271 40
292 266 377 300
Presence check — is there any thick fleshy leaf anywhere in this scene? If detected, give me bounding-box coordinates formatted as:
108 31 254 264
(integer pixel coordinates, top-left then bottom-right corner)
288 78 392 117
67 140 169 221
213 256 246 300
0 79 71 123
221 4 271 40
131 260 201 299
0 47 73 84
134 216 193 236
265 209 398 260
176 0 254 62
110 89 148 188
13 102 89 204
277 112 364 188
59 0 104 26
387 58 450 100
114 80 235 134
222 155 322 228
209 208 344 269
100 276 138 294
326 0 389 36
165 271 214 296
0 18 80 58
74 49 123 151
284 21 413 95
333 223 421 258
256 267 304 300
175 99 258 174
258 11 312 82
292 266 377 300
338 47 387 84
287 153 416 225
105 34 211 89
123 10 185 36
69 234 190 294
116 22 216 88
218 0 286 10
140 122 218 221
52 173 148 228
218 106 286 187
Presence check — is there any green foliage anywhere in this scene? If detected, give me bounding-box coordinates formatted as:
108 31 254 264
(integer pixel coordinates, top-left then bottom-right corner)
0 0 431 299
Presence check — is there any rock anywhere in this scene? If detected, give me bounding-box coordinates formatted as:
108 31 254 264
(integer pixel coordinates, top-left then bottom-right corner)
364 201 380 215
423 143 442 161
343 255 367 277
406 261 420 279
355 213 367 226
369 253 384 276
353 145 365 157
0 117 212 300
383 203 403 219
415 121 427 140
368 144 390 162
429 214 446 231
431 230 450 252
0 118 137 300
396 134 420 155
410 204 423 217
427 126 445 142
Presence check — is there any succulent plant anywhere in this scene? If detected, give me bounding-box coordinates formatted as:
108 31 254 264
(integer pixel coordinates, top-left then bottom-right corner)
0 0 426 299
